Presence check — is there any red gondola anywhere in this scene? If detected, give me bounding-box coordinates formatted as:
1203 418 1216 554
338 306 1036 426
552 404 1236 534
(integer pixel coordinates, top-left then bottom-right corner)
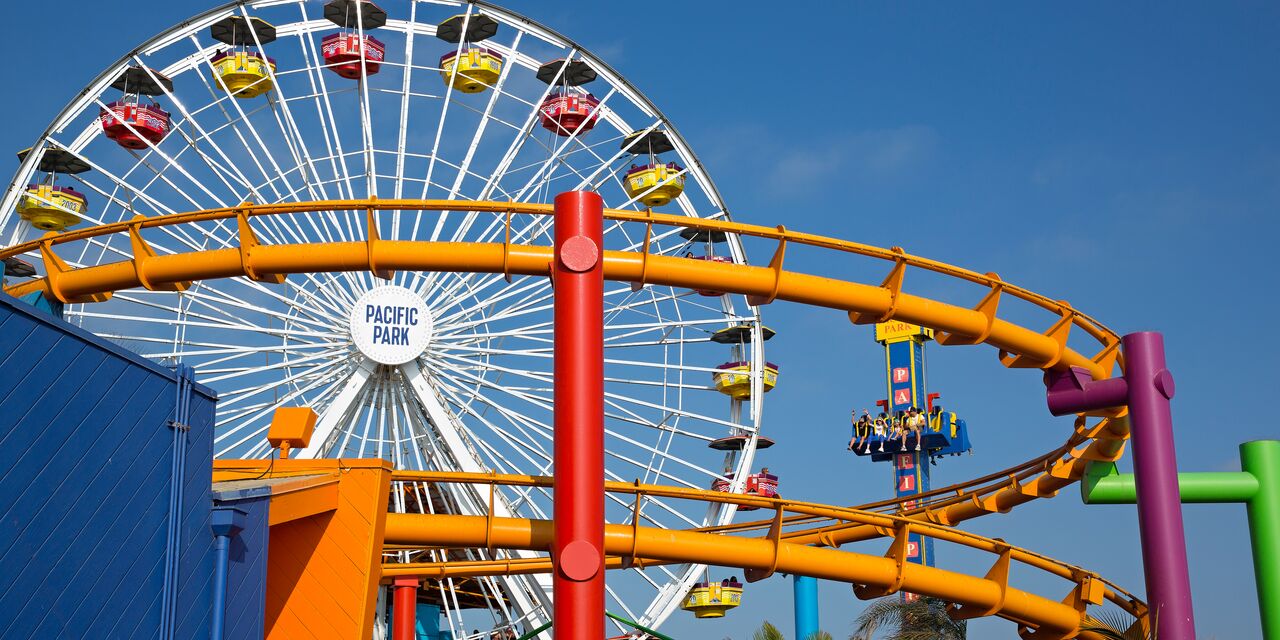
539 92 600 137
101 102 171 150
321 33 386 79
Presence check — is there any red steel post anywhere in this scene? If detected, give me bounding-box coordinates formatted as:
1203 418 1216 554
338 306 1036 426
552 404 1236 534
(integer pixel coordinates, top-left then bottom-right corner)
552 191 605 639
392 577 418 640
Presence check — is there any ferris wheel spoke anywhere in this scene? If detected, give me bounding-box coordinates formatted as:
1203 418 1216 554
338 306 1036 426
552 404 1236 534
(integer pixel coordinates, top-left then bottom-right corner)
131 53 270 204
439 32 524 207
295 358 377 459
432 368 697 535
199 346 347 384
402 51 576 296
417 6 476 217
89 97 230 212
216 354 347 411
428 274 550 329
291 5 357 202
428 354 715 493
139 340 343 361
71 308 338 341
601 386 743 434
214 365 347 457
431 374 553 469
113 289 336 338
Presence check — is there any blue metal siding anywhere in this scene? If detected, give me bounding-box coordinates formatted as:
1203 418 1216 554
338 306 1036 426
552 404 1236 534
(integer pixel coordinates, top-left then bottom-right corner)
219 495 269 640
0 295 218 639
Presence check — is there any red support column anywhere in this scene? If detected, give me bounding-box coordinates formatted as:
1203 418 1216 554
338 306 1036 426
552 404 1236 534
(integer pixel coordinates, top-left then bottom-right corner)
552 190 605 639
392 577 419 640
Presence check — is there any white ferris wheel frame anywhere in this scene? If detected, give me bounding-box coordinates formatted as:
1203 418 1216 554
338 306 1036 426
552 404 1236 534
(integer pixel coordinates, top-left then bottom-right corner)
0 1 776 636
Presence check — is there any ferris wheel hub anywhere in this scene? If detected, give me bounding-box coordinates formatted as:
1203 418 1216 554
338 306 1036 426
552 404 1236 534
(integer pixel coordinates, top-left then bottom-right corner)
348 285 433 365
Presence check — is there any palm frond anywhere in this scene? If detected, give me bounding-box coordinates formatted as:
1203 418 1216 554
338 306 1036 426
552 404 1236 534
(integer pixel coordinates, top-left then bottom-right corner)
852 596 966 640
752 621 786 640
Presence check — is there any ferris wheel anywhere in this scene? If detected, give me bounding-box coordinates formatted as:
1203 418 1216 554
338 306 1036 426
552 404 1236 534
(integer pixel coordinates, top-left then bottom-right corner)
0 0 777 635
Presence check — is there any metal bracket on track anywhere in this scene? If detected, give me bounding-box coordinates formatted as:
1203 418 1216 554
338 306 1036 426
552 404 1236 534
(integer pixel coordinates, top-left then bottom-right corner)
848 247 906 325
746 226 787 306
129 215 190 292
625 481 644 569
501 208 513 283
852 521 911 599
630 209 654 292
1000 302 1075 369
236 207 286 284
936 273 1003 345
949 543 1011 620
744 504 785 582
38 234 112 303
366 197 392 280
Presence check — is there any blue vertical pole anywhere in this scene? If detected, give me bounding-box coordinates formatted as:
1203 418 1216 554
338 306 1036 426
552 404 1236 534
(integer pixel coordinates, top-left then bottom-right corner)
210 507 245 640
793 574 820 639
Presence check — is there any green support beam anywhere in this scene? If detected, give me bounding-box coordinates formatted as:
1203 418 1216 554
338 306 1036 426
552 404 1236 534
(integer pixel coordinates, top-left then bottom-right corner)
1081 440 1279 639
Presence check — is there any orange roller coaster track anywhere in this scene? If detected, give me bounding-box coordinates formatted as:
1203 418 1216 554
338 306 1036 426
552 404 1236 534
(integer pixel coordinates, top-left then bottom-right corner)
374 471 1147 639
2 199 1142 635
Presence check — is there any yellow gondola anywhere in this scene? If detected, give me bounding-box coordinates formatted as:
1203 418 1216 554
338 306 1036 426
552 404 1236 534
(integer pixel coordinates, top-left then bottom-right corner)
712 361 779 399
440 47 504 93
17 184 87 232
623 162 685 207
681 580 743 618
211 51 276 98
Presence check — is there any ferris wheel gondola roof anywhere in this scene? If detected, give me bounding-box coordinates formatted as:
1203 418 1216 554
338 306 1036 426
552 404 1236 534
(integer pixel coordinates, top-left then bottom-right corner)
708 434 775 451
324 0 387 30
210 15 277 46
435 13 499 43
710 325 776 344
16 148 90 175
110 66 173 96
679 226 728 243
2 256 35 278
536 59 596 86
622 129 674 155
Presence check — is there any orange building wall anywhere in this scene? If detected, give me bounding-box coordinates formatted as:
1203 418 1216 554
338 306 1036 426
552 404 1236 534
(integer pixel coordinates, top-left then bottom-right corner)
213 459 392 640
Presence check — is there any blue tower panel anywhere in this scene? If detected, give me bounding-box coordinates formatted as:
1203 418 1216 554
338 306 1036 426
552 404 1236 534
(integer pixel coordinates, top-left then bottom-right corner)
0 294 217 640
217 495 270 640
883 337 934 568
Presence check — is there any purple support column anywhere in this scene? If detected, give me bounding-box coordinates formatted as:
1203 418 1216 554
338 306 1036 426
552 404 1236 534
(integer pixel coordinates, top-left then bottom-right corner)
1124 332 1195 639
1044 331 1195 639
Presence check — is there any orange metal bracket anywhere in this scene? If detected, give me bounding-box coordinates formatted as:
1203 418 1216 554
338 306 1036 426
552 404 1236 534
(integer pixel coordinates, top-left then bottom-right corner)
746 226 787 306
951 544 1012 619
744 505 786 582
366 199 392 280
1001 302 1075 369
128 215 190 292
937 273 1003 345
500 209 513 283
853 522 911 599
236 210 286 284
848 247 907 325
631 209 654 292
39 237 111 304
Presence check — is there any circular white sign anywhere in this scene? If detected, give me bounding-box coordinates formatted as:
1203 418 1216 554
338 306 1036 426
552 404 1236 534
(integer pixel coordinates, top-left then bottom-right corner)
348 286 433 365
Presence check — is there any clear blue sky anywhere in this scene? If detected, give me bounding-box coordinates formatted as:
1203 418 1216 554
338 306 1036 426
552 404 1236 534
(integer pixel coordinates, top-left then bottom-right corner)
3 1 1277 638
